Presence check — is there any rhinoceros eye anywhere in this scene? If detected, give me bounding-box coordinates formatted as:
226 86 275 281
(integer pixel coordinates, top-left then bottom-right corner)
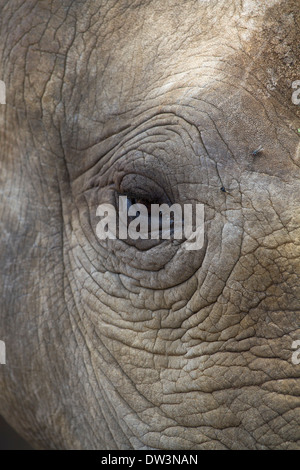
126 194 157 214
118 174 172 206
112 173 177 244
117 192 159 232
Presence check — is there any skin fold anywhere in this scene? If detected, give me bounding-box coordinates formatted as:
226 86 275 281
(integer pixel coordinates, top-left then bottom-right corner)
0 0 300 449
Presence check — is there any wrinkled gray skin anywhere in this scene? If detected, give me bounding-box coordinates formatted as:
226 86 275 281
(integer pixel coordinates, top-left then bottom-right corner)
0 0 300 450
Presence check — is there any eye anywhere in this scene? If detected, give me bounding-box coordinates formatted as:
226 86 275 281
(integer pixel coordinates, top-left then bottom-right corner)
117 174 173 225
118 174 172 206
114 190 182 247
118 191 163 234
125 193 160 217
111 170 171 245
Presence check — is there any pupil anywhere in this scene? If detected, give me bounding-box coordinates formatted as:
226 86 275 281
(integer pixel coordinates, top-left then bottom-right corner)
128 196 152 215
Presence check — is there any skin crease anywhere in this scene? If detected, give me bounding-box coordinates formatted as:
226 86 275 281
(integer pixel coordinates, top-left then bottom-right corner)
0 0 300 450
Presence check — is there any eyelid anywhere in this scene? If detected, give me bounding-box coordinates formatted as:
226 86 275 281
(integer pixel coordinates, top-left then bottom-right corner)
118 174 172 204
121 192 158 204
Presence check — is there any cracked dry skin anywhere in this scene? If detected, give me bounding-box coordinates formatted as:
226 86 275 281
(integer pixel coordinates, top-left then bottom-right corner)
0 0 300 450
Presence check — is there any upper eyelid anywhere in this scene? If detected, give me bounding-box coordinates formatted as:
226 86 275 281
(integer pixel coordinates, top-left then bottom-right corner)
115 172 173 205
117 191 157 204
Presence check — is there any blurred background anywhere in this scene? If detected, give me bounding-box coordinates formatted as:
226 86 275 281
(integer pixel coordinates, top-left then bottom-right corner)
0 415 32 449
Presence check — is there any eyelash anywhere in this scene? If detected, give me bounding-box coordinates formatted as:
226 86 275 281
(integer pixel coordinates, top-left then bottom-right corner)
113 173 173 209
117 188 161 202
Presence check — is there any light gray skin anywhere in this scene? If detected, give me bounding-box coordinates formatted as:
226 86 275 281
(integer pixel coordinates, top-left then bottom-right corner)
0 0 300 450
